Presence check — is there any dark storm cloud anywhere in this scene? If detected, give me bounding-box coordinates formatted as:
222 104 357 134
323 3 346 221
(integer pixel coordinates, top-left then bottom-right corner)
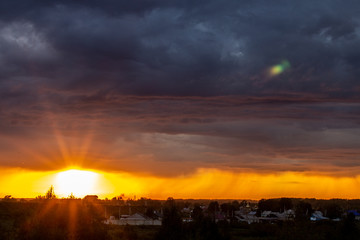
1 0 360 96
1 0 360 175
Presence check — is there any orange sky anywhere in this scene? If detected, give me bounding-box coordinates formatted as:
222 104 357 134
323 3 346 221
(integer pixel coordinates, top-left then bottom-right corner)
1 167 360 200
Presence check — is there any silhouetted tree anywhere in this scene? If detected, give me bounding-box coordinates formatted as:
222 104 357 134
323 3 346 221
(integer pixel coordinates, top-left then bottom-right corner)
145 207 156 219
2 195 15 201
257 199 280 213
340 212 359 240
240 200 247 208
45 185 56 199
208 201 220 220
157 198 183 240
295 201 312 221
220 203 230 217
326 203 342 219
68 192 76 199
231 200 240 211
195 217 229 240
191 204 204 223
279 198 293 212
35 195 44 200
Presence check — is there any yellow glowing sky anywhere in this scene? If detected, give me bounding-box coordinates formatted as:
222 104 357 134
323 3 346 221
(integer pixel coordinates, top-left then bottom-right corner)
1 167 360 200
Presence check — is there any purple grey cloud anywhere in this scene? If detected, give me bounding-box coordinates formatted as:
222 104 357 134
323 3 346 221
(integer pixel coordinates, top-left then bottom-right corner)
1 0 360 176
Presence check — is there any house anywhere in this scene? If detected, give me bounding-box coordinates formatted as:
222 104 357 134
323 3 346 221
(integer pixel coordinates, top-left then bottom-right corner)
259 211 279 223
235 211 259 224
105 213 162 226
347 210 360 220
182 207 192 222
276 210 295 221
310 211 329 221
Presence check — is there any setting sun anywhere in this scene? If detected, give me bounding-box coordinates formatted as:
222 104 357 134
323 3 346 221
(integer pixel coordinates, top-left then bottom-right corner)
55 169 98 197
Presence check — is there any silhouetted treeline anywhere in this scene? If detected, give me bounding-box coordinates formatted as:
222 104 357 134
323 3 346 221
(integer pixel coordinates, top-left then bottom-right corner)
155 198 360 240
257 198 360 220
1 197 360 240
156 198 230 240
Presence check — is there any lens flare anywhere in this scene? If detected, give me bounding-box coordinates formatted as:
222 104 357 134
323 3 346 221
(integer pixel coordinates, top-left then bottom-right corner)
269 60 290 76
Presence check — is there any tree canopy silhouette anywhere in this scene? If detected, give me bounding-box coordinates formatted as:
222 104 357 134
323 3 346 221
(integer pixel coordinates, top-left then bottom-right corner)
45 185 56 199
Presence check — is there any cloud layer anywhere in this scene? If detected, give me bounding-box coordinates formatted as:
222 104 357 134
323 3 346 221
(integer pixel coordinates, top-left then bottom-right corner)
1 0 360 176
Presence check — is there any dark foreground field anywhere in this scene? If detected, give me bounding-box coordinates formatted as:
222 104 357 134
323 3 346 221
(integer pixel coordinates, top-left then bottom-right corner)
0 200 359 240
107 220 360 240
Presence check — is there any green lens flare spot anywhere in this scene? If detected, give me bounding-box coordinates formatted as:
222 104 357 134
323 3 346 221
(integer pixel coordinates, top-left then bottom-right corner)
269 60 291 76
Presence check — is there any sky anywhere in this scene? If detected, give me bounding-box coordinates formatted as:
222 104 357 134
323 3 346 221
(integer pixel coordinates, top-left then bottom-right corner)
1 0 360 199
